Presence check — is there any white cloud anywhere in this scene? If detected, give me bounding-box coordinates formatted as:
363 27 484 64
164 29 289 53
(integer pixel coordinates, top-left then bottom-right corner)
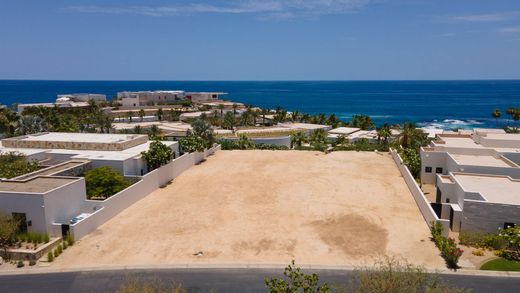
498 26 520 33
66 0 374 19
443 11 520 23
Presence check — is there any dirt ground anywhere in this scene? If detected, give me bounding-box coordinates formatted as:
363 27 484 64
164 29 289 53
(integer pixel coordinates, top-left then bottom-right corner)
53 151 445 269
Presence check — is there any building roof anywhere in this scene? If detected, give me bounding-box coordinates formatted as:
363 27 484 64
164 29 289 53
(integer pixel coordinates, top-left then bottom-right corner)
0 176 79 194
453 173 520 205
278 122 331 131
450 154 518 168
328 127 360 135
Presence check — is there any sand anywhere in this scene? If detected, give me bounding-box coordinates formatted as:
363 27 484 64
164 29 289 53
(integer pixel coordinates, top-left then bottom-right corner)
53 151 445 269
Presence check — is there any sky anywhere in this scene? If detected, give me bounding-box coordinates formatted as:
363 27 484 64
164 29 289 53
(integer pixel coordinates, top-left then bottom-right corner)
1 0 520 80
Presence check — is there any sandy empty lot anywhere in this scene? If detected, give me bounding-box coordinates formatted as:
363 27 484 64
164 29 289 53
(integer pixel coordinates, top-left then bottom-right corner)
54 151 444 269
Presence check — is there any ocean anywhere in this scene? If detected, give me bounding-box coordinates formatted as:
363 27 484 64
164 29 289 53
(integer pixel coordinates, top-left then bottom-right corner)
0 80 519 129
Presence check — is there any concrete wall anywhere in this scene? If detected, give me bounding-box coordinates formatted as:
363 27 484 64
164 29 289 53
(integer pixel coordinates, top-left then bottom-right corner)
0 192 46 234
390 149 450 236
462 200 520 233
43 178 87 236
221 136 291 147
70 144 220 240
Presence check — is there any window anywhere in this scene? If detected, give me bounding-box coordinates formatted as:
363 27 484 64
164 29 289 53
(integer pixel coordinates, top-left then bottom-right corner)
504 222 516 229
446 198 450 203
436 167 443 174
425 167 432 173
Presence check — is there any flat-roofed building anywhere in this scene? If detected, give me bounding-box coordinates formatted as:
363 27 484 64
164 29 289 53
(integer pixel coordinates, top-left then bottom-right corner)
185 92 227 103
419 128 520 234
57 93 106 103
0 132 179 176
118 91 185 108
435 173 520 233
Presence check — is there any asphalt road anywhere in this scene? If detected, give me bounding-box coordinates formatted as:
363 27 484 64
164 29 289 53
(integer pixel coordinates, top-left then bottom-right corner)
0 268 519 292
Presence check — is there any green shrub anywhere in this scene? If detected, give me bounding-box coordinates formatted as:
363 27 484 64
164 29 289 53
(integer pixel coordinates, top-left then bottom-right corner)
54 249 59 257
29 259 36 266
43 234 50 243
57 244 63 254
16 260 24 268
47 251 54 262
430 222 464 269
63 241 68 250
66 234 75 246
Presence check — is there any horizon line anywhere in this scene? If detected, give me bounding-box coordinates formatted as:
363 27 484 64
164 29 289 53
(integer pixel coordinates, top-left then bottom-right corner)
1 78 520 82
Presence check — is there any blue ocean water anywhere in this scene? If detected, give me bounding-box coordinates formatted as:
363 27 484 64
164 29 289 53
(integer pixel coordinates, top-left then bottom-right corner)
0 80 519 129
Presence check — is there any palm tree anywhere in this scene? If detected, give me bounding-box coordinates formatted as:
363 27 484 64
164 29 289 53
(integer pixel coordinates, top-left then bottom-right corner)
218 104 225 119
513 109 520 128
156 108 164 121
261 108 269 125
507 107 515 125
148 124 161 139
126 111 133 123
290 131 306 149
15 115 47 135
377 123 391 144
291 110 300 122
491 109 501 128
139 109 146 122
252 109 260 126
232 104 238 115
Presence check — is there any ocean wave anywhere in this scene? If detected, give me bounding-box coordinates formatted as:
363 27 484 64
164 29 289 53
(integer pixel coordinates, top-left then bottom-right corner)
418 119 484 130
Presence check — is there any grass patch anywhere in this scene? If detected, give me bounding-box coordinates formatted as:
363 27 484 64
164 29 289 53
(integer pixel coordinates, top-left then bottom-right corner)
480 258 520 271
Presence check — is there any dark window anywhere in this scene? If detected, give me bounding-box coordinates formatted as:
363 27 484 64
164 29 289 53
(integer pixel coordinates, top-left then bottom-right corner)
504 222 517 229
446 198 450 203
436 167 443 174
425 167 432 173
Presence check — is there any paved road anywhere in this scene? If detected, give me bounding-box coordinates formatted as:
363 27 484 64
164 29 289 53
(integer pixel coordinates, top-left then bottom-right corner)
0 268 519 292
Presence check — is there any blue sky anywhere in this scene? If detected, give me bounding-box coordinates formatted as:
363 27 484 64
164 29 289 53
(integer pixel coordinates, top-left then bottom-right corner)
1 0 520 80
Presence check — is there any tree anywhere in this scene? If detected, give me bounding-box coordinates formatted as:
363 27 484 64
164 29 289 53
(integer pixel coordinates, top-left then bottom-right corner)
309 129 328 151
139 109 146 122
290 131 306 149
222 111 236 131
507 107 515 125
141 139 174 171
232 103 238 115
376 123 391 144
15 115 48 135
492 109 501 128
0 152 39 179
264 260 330 293
156 108 164 121
134 125 142 134
236 134 255 149
398 147 422 178
218 104 225 120
348 115 374 130
398 122 428 149
148 124 161 139
190 118 215 148
0 212 19 260
126 111 133 123
84 166 131 199
169 109 180 121
179 134 206 153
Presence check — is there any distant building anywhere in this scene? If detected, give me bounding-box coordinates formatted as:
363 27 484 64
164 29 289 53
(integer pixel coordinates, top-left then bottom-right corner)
118 91 185 108
17 93 106 112
185 92 227 103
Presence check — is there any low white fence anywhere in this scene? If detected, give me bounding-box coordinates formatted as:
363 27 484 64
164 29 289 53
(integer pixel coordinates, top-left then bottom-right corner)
390 148 450 236
70 144 220 240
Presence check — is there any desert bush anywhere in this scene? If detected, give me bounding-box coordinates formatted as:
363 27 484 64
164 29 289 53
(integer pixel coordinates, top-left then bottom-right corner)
66 234 74 246
47 251 54 262
16 260 24 268
116 277 186 293
29 259 36 266
63 241 68 250
54 248 59 258
472 249 484 256
43 234 50 243
340 258 469 293
57 244 63 254
264 260 330 293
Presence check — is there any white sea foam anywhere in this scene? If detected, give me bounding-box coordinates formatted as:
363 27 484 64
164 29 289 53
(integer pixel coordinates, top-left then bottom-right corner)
418 119 484 130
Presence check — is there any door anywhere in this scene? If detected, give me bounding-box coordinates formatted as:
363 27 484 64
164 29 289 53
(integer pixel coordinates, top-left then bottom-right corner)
12 212 27 233
449 207 454 230
61 224 70 237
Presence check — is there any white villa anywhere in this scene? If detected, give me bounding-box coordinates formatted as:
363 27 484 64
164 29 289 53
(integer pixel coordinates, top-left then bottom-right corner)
419 128 520 233
118 90 227 108
17 94 107 112
0 132 191 239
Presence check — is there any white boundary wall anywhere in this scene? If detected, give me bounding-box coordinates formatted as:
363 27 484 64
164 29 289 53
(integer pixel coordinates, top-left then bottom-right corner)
390 148 450 236
70 144 220 240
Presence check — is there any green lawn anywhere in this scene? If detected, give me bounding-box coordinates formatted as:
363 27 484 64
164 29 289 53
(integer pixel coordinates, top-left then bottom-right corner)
480 258 520 271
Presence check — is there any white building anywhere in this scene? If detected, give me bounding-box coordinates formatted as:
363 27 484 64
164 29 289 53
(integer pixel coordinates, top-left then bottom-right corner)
118 91 185 108
0 132 180 238
419 128 520 233
185 92 227 103
17 94 106 112
57 93 106 103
